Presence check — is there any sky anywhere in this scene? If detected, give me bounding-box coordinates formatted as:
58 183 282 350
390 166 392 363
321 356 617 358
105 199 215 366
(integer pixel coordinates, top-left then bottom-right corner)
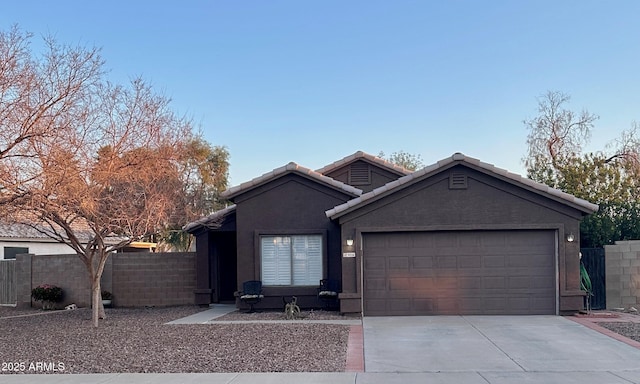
2 1 639 185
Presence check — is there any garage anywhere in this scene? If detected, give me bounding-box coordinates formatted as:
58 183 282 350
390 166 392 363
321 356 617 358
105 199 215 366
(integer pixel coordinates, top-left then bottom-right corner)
363 230 557 316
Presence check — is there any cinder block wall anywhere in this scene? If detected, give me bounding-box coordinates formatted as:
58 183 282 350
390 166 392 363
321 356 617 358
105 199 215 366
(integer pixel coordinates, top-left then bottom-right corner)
16 252 195 309
111 252 196 307
605 240 640 309
16 254 93 308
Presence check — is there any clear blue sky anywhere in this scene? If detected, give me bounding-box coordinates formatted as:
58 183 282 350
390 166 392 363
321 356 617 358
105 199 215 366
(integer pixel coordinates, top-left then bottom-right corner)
3 1 639 185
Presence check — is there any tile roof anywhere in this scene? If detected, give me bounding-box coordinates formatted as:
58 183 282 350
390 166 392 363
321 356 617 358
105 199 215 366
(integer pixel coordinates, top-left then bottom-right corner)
183 204 236 233
221 162 363 200
326 152 599 219
0 221 93 242
315 150 411 176
0 222 54 239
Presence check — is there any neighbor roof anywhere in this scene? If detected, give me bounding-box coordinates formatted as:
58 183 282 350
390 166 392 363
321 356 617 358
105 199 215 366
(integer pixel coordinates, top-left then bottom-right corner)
0 222 57 240
326 152 599 219
221 162 363 200
0 214 94 242
316 150 412 176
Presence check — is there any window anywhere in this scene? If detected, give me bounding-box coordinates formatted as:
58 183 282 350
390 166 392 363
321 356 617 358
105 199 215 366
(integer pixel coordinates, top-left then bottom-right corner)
261 235 322 286
4 246 29 260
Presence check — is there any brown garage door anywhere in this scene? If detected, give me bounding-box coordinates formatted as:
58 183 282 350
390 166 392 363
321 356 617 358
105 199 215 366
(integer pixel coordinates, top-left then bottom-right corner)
363 230 557 316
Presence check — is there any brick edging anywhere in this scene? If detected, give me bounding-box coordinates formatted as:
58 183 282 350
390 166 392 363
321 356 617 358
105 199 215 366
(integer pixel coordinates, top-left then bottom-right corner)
568 316 640 350
345 324 364 372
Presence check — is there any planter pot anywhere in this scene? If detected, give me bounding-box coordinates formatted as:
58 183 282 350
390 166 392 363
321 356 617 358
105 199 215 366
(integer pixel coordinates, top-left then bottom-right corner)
102 299 112 307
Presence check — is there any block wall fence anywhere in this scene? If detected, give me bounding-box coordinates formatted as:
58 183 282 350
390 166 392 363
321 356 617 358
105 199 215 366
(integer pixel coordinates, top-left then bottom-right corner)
605 240 640 310
15 252 196 309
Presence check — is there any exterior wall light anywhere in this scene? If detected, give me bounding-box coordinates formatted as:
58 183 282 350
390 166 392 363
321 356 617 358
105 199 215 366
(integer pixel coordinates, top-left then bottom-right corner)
346 238 354 247
566 233 575 243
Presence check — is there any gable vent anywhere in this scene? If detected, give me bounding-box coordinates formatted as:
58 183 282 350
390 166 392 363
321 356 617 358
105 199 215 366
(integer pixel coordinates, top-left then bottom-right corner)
349 163 371 185
449 172 467 189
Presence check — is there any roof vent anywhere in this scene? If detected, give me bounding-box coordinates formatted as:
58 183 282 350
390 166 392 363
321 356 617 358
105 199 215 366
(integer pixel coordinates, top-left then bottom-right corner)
349 162 371 185
449 171 467 189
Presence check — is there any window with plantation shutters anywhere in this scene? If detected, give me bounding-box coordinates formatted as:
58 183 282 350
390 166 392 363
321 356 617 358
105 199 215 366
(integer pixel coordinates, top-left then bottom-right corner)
261 235 322 286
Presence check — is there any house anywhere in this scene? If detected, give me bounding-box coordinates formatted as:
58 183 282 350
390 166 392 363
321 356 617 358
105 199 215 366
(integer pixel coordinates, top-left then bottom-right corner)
0 220 157 260
0 222 79 259
185 151 598 316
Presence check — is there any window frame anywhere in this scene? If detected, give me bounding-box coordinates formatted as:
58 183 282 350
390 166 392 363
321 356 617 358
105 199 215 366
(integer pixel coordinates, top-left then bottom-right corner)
255 230 327 287
3 246 29 260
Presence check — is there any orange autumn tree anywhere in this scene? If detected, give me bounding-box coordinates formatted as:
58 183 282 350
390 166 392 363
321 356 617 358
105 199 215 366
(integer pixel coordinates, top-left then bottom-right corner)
0 27 209 327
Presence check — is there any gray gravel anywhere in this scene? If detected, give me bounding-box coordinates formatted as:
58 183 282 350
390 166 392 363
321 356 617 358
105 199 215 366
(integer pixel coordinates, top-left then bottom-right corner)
597 322 640 343
0 306 350 374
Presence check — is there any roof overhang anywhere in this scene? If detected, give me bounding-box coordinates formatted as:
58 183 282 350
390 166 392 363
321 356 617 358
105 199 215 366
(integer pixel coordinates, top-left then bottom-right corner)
183 204 237 234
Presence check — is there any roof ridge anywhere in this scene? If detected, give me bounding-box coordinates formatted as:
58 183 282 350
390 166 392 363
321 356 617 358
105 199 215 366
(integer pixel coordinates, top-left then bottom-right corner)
221 162 363 200
326 153 599 218
315 150 412 175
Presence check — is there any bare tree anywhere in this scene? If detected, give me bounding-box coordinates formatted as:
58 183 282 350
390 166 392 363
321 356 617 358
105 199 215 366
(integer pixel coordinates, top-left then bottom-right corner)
0 25 103 205
522 91 640 247
0 27 201 327
378 150 424 171
523 91 598 176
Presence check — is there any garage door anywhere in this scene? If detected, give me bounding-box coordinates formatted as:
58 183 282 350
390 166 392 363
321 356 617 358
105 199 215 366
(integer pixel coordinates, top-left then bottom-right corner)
363 230 557 316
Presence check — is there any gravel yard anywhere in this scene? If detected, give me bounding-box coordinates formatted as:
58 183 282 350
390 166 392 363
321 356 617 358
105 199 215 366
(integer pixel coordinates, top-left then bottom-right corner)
0 306 350 374
597 322 640 343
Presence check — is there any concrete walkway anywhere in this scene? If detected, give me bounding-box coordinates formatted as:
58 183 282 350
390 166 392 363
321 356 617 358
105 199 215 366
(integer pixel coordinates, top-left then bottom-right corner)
166 304 361 325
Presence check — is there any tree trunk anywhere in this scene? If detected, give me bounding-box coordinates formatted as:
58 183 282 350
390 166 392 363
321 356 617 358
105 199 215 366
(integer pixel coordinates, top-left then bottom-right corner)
91 277 106 328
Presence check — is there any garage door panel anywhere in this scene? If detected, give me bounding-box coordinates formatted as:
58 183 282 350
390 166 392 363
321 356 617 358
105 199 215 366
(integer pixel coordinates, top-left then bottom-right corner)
457 255 482 268
483 276 506 289
483 255 506 267
364 278 386 291
365 256 386 268
363 230 556 316
458 276 483 289
389 278 411 291
435 256 457 268
389 257 409 270
412 256 433 268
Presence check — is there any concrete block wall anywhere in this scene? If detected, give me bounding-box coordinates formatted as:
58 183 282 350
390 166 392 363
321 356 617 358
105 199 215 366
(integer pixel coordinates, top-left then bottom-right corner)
605 240 640 309
111 252 196 307
15 252 195 309
16 254 92 308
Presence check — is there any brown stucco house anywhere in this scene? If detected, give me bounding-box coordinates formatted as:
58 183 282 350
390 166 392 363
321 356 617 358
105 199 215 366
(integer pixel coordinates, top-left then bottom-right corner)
184 151 598 316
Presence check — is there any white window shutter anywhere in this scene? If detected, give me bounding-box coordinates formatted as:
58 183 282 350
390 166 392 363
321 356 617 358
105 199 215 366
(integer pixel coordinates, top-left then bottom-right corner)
292 235 322 285
261 237 291 285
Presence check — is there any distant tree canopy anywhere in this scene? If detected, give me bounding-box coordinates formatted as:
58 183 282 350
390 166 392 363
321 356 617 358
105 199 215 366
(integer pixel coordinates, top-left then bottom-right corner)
379 150 424 171
0 26 228 326
523 91 640 248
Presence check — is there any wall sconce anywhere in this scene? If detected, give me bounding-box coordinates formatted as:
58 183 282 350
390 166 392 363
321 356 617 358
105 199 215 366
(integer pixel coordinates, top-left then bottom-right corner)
566 233 575 243
346 238 354 247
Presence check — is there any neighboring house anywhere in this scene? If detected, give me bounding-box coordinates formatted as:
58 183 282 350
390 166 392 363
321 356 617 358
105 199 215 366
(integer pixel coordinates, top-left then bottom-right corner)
185 151 598 316
0 222 78 259
0 221 156 260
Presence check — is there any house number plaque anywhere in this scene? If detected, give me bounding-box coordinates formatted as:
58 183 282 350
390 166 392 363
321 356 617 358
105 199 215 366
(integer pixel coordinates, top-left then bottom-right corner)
343 252 356 258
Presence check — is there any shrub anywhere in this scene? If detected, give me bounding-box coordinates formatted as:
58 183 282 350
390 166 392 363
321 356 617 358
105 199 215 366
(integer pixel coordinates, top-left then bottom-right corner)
101 290 113 300
31 284 64 303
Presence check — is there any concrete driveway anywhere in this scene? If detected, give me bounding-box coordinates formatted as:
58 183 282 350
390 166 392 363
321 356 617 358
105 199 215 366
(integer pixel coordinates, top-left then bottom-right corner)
363 315 640 383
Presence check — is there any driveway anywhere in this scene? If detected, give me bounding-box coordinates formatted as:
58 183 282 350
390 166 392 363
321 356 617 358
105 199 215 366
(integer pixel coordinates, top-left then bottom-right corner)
363 315 640 382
